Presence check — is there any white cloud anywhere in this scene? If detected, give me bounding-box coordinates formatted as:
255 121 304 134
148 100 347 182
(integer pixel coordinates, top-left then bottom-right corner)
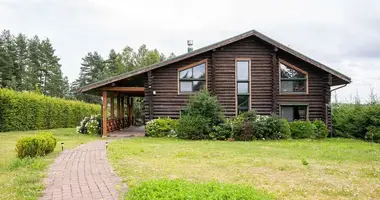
1 0 379 102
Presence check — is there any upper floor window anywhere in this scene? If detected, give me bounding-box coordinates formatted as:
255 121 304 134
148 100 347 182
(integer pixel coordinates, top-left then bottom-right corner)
236 59 250 114
178 61 206 93
280 60 308 94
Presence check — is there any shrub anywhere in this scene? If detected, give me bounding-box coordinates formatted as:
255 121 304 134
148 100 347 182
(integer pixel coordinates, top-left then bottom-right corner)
313 120 328 138
230 111 256 141
290 120 316 139
0 88 99 132
87 117 101 135
176 115 210 140
126 179 274 200
366 126 380 143
332 103 380 140
252 115 291 140
38 132 57 153
76 115 101 135
184 90 224 126
146 117 178 137
15 133 57 158
210 120 234 140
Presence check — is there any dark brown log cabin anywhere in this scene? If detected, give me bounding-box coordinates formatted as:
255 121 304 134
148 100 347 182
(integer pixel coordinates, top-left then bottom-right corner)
81 29 351 136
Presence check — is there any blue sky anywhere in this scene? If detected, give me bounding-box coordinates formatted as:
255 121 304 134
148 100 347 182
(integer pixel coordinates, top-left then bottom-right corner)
1 0 379 102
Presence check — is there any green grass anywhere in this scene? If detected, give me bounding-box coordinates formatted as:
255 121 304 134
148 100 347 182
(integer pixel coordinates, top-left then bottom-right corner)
108 138 380 200
126 179 274 200
0 128 100 200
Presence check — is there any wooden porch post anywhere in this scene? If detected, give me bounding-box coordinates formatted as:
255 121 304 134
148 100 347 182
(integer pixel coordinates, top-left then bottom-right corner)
121 95 125 128
102 91 107 137
117 94 121 129
110 94 114 119
129 97 134 126
127 97 131 127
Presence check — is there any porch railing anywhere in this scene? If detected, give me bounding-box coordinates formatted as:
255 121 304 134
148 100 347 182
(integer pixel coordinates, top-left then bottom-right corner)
106 117 128 133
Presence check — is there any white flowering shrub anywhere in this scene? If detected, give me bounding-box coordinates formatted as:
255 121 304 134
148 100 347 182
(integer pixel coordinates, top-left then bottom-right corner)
77 115 101 135
146 118 178 137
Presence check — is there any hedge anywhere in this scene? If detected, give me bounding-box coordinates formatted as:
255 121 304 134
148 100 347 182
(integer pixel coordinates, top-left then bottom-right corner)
0 88 100 132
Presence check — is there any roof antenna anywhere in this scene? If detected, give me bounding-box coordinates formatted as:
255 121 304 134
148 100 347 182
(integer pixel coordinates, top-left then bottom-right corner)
187 40 193 53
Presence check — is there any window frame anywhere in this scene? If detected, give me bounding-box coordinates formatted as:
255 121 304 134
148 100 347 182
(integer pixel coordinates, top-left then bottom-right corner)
177 59 208 94
279 103 309 121
235 58 251 115
279 59 309 95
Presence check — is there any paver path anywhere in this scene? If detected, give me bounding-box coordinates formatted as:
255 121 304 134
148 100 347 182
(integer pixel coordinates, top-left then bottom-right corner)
41 140 126 200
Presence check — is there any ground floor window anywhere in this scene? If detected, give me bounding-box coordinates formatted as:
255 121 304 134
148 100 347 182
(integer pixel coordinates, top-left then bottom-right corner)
280 105 308 121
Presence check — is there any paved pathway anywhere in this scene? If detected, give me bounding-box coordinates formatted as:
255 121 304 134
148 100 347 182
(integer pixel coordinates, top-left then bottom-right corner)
41 140 126 200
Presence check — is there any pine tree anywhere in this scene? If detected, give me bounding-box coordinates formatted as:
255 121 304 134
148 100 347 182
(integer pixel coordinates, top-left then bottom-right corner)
26 35 42 92
14 34 28 90
0 30 17 89
0 45 14 88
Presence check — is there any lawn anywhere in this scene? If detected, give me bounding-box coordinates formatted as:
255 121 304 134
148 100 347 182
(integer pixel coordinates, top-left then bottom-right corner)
0 128 99 200
108 138 380 200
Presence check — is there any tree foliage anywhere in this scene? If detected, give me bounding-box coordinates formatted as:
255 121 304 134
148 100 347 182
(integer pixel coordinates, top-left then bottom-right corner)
0 30 69 98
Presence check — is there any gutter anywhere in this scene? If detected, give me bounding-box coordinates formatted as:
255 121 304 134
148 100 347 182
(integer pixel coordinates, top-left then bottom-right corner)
330 84 348 92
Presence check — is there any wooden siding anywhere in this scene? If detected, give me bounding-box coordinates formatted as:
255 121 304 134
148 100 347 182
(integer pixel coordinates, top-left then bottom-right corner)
213 37 273 116
144 53 212 120
144 36 331 123
276 51 331 121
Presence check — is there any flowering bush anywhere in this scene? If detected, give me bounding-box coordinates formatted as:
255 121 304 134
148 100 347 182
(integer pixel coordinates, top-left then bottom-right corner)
77 115 101 135
146 117 178 137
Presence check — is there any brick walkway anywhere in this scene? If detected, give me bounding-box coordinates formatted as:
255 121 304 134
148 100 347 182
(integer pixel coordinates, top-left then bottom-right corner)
41 140 126 200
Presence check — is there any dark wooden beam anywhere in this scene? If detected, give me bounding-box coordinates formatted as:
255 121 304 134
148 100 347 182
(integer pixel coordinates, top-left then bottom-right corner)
121 95 125 127
148 71 153 121
102 91 107 137
117 94 121 120
99 87 144 92
110 94 114 119
129 97 134 126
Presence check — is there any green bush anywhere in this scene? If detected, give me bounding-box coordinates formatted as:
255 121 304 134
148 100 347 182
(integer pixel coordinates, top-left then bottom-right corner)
252 115 291 140
210 120 234 140
15 133 57 158
176 115 210 140
313 120 328 138
126 179 274 200
184 90 224 127
146 117 178 137
332 103 380 140
76 115 102 135
230 111 256 141
290 120 316 139
38 132 57 153
0 88 99 132
366 126 380 143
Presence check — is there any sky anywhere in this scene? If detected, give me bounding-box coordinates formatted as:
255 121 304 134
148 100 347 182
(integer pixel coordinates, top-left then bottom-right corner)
0 0 379 102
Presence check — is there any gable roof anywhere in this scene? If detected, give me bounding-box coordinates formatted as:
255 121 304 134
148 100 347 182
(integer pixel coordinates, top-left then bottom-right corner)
81 29 351 93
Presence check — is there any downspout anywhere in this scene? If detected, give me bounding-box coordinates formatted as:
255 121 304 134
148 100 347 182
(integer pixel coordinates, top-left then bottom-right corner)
328 84 348 137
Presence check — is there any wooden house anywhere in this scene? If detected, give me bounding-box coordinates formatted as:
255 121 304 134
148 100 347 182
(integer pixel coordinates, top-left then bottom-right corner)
81 29 351 136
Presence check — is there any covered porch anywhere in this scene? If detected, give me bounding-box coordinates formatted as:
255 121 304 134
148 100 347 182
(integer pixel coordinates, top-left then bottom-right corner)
100 86 145 137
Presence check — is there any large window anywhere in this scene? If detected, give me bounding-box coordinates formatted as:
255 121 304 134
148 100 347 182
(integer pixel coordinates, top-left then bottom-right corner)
236 60 250 114
280 60 307 94
281 105 308 122
178 61 206 93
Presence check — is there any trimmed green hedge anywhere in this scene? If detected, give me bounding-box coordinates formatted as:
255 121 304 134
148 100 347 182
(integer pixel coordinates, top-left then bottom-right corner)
0 88 100 132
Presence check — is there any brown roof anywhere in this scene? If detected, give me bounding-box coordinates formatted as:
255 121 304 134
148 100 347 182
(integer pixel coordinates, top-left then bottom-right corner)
81 29 351 92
